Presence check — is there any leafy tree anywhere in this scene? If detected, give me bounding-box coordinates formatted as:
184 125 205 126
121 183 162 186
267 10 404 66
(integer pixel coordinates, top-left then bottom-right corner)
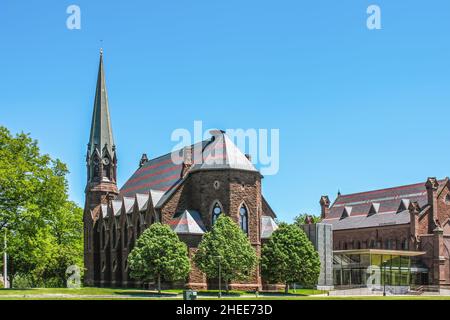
128 223 191 293
261 224 320 293
194 215 257 292
0 126 83 287
293 213 321 226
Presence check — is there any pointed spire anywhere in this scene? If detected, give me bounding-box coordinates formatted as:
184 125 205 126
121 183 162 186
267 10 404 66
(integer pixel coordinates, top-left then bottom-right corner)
88 49 115 159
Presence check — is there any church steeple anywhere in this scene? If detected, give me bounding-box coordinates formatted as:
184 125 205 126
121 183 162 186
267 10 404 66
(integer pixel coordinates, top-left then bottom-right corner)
86 49 118 188
88 48 115 160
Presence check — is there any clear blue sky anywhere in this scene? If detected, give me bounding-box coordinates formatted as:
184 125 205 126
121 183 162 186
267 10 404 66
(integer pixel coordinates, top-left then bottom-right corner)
1 1 449 222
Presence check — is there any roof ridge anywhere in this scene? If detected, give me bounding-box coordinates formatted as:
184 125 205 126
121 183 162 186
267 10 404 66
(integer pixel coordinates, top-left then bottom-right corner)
337 181 430 199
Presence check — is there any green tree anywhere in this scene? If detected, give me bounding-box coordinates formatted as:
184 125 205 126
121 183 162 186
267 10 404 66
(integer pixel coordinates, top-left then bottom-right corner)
293 213 321 226
261 224 321 293
0 126 83 287
194 215 257 292
128 223 191 293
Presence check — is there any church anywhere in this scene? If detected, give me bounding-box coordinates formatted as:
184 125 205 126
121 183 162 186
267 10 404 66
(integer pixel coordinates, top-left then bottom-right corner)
83 51 278 289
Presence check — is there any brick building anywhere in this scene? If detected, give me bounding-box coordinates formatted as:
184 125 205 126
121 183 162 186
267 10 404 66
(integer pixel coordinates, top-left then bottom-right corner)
321 178 450 288
83 51 278 289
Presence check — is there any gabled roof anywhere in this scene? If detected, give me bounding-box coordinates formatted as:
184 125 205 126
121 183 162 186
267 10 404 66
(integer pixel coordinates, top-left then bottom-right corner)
261 215 279 239
368 203 380 216
135 193 149 211
168 210 206 235
111 200 122 217
323 179 446 231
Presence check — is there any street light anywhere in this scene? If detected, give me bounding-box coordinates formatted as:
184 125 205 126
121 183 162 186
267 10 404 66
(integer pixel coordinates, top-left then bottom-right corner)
214 256 222 298
3 228 8 289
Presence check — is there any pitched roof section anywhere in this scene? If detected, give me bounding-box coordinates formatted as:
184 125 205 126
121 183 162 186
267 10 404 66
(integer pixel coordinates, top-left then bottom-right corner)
120 131 258 198
88 50 115 159
261 215 279 239
120 150 186 196
169 210 206 235
322 180 445 230
191 130 258 172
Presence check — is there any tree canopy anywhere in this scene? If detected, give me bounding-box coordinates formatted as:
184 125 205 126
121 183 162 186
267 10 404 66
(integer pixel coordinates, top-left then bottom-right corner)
194 215 257 291
293 213 322 226
261 224 320 293
0 126 83 287
128 223 191 293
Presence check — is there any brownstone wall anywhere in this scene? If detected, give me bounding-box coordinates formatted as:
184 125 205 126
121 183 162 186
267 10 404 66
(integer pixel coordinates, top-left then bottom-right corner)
159 169 263 290
86 168 267 289
333 224 410 250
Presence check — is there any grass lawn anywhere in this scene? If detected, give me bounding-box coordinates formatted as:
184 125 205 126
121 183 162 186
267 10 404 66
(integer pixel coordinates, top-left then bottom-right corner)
0 287 449 300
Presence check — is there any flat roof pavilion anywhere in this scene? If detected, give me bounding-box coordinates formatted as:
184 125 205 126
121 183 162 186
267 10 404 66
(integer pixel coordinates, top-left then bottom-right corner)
334 249 426 257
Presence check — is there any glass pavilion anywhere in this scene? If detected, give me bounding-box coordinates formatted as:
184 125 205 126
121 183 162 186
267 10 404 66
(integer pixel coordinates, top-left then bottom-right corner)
333 249 428 289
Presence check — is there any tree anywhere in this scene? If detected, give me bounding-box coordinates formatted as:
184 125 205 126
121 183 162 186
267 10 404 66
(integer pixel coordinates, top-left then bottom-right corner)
293 213 321 226
0 126 83 287
261 224 320 293
128 223 191 293
194 215 257 292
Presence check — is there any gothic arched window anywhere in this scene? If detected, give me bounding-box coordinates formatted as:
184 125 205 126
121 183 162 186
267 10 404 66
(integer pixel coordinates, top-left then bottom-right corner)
239 204 249 234
212 202 223 225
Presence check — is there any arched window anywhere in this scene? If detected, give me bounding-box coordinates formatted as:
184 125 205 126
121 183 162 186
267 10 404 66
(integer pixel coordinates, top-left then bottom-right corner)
212 202 223 225
101 225 108 250
239 204 249 234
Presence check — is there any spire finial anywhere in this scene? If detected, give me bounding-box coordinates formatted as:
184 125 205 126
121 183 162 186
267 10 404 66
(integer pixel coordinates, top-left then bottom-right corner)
100 47 103 56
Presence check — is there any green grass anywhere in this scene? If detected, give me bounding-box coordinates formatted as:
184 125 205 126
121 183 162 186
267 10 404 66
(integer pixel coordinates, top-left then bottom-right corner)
0 287 449 300
0 287 179 296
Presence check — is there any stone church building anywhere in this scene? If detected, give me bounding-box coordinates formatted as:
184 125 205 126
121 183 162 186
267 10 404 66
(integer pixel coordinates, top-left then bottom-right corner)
83 51 278 289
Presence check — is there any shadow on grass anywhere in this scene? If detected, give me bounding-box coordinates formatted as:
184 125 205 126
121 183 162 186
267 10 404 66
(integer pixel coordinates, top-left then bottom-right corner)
259 292 309 297
114 290 178 297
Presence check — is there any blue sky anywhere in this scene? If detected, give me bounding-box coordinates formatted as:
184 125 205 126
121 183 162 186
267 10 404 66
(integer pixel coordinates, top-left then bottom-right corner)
1 1 449 222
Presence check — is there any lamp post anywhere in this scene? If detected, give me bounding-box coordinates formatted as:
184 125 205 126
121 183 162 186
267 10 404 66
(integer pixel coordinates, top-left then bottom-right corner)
3 228 8 289
214 256 222 299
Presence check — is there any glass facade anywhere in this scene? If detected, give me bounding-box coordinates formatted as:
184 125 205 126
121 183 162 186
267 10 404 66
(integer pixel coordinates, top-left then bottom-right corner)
333 250 428 288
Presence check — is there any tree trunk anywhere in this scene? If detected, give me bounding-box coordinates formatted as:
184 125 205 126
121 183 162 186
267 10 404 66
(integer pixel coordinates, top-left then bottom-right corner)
225 280 229 293
157 274 161 294
285 283 289 294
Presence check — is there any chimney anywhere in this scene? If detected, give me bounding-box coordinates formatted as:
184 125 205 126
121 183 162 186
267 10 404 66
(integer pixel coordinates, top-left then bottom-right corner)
425 177 439 232
320 195 330 219
139 153 148 168
408 201 421 248
181 147 193 177
245 154 252 162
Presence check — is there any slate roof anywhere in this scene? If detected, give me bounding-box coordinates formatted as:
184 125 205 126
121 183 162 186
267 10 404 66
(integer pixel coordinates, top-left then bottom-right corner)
120 131 257 200
191 130 258 172
322 180 445 231
169 210 206 235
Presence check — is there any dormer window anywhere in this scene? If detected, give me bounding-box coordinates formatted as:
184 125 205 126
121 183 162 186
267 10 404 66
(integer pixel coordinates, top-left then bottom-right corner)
368 203 380 216
397 199 410 213
341 206 352 219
